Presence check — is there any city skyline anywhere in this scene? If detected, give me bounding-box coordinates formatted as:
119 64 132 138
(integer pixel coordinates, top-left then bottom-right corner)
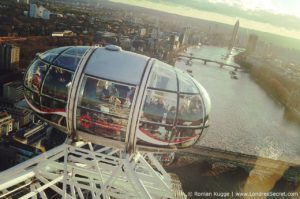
110 0 300 40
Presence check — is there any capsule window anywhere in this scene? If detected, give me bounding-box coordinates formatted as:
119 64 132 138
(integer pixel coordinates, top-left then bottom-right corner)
176 69 199 93
78 76 135 118
52 47 89 71
42 66 73 102
40 96 67 113
76 108 128 141
178 94 204 127
24 89 40 109
76 76 136 142
39 46 70 63
139 89 177 144
149 61 177 91
24 59 48 93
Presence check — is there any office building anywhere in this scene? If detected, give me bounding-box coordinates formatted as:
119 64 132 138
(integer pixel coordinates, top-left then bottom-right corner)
3 81 24 102
180 27 190 46
0 111 13 137
0 44 20 71
246 34 258 54
228 20 239 50
0 106 31 127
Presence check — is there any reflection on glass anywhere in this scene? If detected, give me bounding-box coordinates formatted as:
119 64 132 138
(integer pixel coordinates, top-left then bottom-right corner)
24 59 48 92
41 96 66 113
79 76 135 118
142 89 177 123
25 89 40 109
149 60 177 91
77 76 135 142
176 69 199 93
192 80 211 122
42 66 73 101
39 46 70 63
139 89 177 144
53 47 89 71
138 91 206 147
76 108 127 141
178 94 204 126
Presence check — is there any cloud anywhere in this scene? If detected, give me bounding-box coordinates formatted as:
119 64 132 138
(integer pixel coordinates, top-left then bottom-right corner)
110 0 300 40
207 0 290 16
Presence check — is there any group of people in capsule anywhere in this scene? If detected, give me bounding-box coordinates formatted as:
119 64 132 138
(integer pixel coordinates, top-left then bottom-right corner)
82 78 135 110
142 94 203 142
81 78 203 143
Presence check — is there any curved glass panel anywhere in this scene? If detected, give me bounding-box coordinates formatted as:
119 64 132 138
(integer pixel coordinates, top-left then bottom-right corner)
148 61 177 91
42 66 73 101
76 108 128 141
24 59 48 92
39 46 70 63
40 96 66 113
63 46 90 56
176 69 199 94
24 89 40 109
85 48 148 84
193 80 211 122
172 128 201 148
79 76 135 117
178 94 204 126
141 90 177 123
52 47 89 71
77 76 135 142
139 89 177 144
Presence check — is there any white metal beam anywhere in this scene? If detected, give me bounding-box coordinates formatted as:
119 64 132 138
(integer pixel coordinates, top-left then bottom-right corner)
0 141 183 199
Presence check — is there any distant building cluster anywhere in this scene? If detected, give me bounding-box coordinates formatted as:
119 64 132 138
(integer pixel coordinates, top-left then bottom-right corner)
29 4 50 20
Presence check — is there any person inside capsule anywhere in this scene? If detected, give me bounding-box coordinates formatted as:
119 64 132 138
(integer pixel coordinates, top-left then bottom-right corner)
175 95 204 143
98 81 121 106
140 90 180 142
188 95 203 125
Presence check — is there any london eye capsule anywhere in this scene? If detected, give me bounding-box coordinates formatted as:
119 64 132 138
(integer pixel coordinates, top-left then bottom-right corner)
23 45 211 152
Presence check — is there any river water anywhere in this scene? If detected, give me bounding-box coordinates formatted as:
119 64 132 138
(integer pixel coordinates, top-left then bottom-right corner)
175 45 300 164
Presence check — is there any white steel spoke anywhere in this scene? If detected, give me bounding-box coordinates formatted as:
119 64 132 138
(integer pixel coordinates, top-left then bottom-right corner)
0 142 186 199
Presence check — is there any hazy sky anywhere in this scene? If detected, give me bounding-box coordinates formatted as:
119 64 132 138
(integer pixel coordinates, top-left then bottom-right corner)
110 0 300 40
208 0 300 17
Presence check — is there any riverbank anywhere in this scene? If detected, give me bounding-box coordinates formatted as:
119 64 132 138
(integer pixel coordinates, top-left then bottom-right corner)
167 154 299 198
235 53 300 123
171 45 300 197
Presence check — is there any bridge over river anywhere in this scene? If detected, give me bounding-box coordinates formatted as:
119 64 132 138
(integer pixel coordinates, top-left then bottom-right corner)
178 53 240 71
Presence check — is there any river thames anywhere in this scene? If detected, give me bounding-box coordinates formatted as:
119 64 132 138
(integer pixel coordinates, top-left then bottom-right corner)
176 45 300 164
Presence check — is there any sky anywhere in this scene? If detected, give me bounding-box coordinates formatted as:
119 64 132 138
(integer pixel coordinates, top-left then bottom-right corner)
109 0 300 40
208 0 300 18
